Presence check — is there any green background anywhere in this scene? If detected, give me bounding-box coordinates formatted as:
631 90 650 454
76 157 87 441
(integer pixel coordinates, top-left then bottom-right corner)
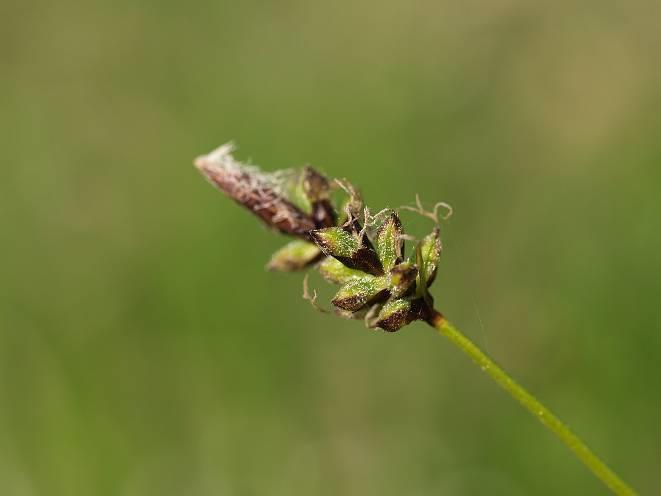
2 1 660 494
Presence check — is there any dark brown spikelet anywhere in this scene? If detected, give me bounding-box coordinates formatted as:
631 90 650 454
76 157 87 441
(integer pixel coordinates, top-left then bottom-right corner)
195 143 316 238
309 224 384 276
374 298 428 332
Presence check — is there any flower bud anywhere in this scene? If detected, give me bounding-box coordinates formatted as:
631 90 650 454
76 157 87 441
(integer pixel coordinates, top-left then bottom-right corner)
376 213 404 272
267 240 323 272
417 227 441 289
310 226 384 276
389 262 418 298
317 257 364 284
331 277 389 312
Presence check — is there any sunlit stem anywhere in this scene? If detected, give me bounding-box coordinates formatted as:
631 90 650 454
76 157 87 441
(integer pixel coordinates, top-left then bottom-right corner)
427 310 637 496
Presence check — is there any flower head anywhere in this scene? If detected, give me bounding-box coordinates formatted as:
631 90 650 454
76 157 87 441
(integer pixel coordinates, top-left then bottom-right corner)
195 143 445 332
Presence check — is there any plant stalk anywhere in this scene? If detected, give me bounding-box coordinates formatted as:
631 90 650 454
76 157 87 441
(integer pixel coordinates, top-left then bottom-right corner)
427 310 637 496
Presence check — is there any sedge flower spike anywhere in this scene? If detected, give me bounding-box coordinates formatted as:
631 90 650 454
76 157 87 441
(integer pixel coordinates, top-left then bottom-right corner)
195 142 441 331
194 143 638 495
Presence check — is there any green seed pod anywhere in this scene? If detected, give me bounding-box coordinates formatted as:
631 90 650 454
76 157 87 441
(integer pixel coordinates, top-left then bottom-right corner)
376 212 404 272
317 257 365 284
331 277 389 312
372 298 424 332
267 240 323 272
310 226 384 276
389 262 418 298
416 227 441 289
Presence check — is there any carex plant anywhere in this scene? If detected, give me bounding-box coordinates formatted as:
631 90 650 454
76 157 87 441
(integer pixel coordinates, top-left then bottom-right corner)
195 143 637 496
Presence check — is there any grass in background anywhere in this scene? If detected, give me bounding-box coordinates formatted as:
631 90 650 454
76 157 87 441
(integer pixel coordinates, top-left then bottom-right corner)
1 0 661 494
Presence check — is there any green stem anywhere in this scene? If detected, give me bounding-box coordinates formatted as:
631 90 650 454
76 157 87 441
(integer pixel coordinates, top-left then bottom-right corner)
427 310 637 496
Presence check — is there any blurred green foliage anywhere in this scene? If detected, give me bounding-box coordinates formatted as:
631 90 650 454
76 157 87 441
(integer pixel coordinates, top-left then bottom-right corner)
2 0 660 494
